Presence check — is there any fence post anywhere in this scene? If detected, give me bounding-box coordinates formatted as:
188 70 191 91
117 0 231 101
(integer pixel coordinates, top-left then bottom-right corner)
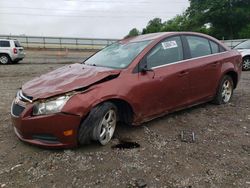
59 38 62 49
26 36 29 48
91 39 93 50
43 37 45 49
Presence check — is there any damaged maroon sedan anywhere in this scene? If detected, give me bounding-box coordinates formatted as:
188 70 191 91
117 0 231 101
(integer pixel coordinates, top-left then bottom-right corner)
11 32 242 148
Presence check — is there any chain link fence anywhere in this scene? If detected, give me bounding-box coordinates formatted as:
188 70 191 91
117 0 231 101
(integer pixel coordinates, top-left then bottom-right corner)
0 34 249 50
0 35 118 50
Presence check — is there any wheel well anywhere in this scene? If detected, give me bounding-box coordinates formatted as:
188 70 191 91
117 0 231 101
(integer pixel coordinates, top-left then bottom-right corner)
225 71 238 89
0 53 11 60
243 55 250 60
107 99 134 125
0 53 10 57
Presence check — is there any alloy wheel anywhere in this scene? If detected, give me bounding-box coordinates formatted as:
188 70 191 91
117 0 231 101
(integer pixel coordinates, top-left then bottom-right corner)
98 109 117 145
243 58 250 70
0 55 9 64
221 80 233 103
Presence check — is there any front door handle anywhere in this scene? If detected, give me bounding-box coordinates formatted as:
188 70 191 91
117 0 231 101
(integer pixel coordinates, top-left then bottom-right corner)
178 70 189 77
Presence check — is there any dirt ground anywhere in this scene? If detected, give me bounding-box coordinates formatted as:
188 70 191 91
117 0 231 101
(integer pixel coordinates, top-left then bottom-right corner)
0 51 250 188
22 49 95 64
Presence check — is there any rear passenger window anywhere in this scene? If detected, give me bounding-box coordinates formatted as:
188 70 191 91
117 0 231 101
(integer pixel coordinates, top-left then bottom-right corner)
210 41 219 54
186 36 211 58
0 41 10 47
219 45 226 52
14 41 21 47
147 36 183 68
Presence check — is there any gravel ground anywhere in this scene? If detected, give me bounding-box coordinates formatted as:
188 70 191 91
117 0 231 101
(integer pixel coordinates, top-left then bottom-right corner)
0 54 250 188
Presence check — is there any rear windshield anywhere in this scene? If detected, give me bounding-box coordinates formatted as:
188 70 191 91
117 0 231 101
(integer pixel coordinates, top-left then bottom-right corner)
14 40 22 47
234 40 250 49
84 40 152 69
0 41 10 47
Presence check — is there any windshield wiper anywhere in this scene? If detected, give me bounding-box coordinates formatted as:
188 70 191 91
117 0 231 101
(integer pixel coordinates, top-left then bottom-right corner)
235 47 246 49
86 63 97 67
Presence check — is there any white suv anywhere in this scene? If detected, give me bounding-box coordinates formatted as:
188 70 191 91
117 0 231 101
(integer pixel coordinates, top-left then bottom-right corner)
233 40 250 71
0 39 25 64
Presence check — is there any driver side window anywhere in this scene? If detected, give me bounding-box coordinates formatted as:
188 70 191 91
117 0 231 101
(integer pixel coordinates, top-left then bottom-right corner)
147 36 183 68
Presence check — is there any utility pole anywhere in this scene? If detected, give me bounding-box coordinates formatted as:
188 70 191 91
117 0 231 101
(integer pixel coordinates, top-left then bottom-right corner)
229 0 233 39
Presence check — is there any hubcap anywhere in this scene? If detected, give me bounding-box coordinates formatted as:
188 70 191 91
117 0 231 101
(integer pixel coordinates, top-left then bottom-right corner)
98 109 116 145
243 58 250 70
221 80 232 103
0 56 8 64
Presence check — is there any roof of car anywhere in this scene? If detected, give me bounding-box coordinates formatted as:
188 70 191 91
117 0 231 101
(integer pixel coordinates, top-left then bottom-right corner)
0 38 17 41
124 32 221 42
121 32 173 43
120 32 229 49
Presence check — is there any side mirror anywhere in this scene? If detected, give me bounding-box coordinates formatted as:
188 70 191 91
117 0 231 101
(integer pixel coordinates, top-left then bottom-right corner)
141 65 153 73
139 58 153 73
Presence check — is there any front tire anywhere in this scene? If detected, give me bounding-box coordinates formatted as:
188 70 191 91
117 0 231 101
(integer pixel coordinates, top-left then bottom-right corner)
213 75 234 105
0 54 10 64
78 102 117 146
242 57 250 71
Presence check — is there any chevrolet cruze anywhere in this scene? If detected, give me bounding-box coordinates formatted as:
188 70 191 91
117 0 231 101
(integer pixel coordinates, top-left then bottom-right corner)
11 32 242 148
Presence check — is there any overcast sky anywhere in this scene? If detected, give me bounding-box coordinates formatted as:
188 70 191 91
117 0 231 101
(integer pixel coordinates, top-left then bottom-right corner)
0 0 189 39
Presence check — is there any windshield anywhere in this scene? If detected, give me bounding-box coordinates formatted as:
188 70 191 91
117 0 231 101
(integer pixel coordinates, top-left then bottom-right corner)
234 40 250 49
84 40 152 69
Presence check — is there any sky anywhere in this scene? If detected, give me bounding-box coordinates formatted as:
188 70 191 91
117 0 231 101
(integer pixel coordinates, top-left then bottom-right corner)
0 0 189 39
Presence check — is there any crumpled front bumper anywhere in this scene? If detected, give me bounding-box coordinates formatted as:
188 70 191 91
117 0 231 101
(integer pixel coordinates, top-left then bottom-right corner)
11 99 81 148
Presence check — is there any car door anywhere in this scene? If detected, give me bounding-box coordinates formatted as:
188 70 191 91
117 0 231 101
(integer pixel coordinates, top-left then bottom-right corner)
0 40 10 54
130 36 191 119
183 35 222 103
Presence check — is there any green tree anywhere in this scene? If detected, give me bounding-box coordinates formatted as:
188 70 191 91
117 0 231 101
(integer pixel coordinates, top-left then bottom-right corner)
126 0 250 39
142 18 164 34
125 28 140 38
239 24 250 38
161 15 187 32
186 0 250 39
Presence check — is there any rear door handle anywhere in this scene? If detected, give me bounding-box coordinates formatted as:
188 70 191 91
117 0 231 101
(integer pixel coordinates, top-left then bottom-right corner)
211 61 220 67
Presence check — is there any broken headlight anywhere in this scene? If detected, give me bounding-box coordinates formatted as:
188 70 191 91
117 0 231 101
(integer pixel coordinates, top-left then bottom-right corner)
33 96 70 116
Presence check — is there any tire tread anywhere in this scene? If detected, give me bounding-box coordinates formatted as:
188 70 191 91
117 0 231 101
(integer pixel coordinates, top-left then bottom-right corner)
213 75 234 105
78 102 116 145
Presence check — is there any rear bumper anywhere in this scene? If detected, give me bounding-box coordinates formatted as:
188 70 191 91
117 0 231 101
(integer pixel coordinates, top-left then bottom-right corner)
11 112 81 148
11 53 25 61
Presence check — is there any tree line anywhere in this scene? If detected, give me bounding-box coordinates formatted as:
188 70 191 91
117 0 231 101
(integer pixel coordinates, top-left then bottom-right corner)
126 0 250 40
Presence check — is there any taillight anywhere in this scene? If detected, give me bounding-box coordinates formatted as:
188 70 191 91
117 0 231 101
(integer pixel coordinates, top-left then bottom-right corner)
13 48 17 54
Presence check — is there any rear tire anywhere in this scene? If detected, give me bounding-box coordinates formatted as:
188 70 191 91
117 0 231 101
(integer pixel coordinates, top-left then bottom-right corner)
213 75 234 105
0 54 10 64
12 60 20 64
242 57 250 71
78 102 117 146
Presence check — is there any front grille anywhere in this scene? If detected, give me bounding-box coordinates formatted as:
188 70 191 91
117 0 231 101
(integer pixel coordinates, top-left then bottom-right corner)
32 134 60 144
12 103 25 117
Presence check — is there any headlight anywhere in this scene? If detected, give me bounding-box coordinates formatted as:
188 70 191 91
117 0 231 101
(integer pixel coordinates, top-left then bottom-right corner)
33 96 70 116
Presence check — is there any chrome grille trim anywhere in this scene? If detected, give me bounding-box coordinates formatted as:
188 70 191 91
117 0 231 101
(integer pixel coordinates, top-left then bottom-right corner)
18 90 33 103
11 90 32 117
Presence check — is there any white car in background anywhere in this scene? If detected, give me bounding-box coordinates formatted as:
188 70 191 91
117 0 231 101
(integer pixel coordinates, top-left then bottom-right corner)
0 39 25 64
233 40 250 71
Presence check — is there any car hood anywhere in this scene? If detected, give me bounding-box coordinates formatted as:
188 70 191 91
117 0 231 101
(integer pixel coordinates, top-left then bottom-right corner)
22 63 121 100
236 49 245 52
236 49 250 56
